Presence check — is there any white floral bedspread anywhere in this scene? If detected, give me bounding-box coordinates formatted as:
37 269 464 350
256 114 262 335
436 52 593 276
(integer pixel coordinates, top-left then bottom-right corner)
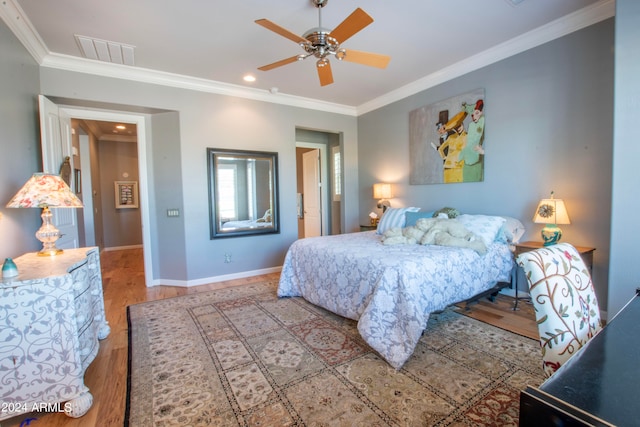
278 231 513 369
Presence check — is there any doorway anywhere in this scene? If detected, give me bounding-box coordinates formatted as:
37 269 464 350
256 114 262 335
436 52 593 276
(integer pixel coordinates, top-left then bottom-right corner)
295 129 342 238
301 148 322 238
76 119 142 251
40 97 153 287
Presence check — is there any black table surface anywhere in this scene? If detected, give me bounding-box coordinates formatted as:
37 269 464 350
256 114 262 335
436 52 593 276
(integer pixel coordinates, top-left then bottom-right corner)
534 293 640 425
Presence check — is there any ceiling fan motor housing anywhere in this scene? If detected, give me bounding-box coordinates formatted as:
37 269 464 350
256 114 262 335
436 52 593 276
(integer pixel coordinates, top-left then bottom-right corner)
302 28 339 59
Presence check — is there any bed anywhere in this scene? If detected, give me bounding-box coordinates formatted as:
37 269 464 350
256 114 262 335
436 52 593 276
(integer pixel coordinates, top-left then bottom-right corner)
278 212 522 369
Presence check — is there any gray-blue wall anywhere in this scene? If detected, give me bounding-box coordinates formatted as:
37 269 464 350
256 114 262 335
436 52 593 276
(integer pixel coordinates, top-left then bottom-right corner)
609 0 640 316
358 19 614 309
0 20 41 259
37 68 360 283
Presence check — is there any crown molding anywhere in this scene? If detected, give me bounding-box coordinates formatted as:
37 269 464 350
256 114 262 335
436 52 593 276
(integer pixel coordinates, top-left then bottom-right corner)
2 0 614 117
0 1 356 116
40 53 358 116
356 0 615 115
0 0 48 61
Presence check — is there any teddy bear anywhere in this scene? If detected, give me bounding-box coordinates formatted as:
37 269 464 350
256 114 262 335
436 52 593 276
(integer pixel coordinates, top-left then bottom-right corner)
379 227 407 245
381 217 486 255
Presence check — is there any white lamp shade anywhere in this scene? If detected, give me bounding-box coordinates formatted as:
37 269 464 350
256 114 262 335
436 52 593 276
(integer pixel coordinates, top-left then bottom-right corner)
373 183 393 200
533 198 570 225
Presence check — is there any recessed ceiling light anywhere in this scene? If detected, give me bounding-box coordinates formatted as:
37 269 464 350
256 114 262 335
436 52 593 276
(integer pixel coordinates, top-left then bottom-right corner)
116 125 126 130
243 74 256 82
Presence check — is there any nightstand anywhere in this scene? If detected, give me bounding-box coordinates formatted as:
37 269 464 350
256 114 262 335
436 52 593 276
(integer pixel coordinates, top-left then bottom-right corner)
0 248 110 419
360 224 377 231
512 241 595 310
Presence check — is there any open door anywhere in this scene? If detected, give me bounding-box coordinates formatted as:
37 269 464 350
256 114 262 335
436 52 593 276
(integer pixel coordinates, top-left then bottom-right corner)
38 95 81 249
302 149 322 237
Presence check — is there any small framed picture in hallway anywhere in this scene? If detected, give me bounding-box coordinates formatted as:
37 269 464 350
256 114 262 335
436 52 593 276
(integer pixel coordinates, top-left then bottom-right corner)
115 181 139 209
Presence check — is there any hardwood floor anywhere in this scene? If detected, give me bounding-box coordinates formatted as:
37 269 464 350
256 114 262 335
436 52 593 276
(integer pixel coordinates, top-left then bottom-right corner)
3 248 536 427
454 294 538 340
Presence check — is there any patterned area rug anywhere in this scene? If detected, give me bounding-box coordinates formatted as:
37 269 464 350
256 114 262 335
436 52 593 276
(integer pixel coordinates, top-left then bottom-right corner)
126 281 544 426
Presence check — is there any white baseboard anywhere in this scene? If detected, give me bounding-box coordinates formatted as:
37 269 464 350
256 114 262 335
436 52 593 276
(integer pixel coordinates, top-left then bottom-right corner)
151 266 282 287
103 244 143 251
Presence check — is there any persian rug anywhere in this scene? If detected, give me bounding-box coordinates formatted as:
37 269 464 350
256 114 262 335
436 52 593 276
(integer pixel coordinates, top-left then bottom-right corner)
126 281 544 426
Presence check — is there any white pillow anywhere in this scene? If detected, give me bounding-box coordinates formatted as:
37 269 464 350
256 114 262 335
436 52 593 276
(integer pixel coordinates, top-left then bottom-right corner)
498 216 525 244
457 214 506 246
376 207 420 235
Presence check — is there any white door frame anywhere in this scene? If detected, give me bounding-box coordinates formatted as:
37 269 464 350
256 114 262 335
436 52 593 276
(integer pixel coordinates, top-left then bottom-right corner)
296 142 328 236
60 106 153 287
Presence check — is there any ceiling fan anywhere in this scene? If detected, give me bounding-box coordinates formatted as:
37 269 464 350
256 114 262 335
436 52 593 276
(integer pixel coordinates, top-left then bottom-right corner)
255 0 391 86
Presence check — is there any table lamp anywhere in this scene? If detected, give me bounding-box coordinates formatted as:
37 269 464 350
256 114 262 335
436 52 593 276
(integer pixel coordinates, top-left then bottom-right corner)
6 173 83 256
532 191 570 246
373 183 393 212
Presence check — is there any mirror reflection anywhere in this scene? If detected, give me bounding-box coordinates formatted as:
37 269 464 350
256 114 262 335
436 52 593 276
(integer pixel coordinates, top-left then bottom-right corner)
208 148 279 238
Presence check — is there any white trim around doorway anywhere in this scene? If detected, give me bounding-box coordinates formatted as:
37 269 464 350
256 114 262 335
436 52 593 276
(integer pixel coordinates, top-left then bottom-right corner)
60 107 153 287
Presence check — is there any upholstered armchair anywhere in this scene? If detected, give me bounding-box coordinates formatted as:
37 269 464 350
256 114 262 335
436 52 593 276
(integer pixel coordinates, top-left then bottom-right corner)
516 243 603 377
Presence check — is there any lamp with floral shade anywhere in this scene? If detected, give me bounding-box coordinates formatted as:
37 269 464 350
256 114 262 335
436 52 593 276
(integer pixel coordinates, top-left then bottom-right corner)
532 191 570 246
6 173 83 256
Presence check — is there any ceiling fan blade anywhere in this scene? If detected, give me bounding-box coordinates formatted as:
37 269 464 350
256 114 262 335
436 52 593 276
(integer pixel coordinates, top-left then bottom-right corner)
340 49 391 69
258 56 300 71
329 8 374 44
317 61 334 86
255 19 308 44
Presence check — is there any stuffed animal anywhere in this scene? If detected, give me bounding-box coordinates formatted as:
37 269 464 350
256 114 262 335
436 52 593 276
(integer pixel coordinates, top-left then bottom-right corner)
379 227 407 245
432 207 460 219
381 217 486 255
402 225 425 244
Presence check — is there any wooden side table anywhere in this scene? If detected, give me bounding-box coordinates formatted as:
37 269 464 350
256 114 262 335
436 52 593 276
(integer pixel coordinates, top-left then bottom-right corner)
512 241 595 310
360 224 377 231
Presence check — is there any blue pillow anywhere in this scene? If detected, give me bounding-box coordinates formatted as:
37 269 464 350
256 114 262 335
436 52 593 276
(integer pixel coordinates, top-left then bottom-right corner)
376 207 420 234
405 211 435 227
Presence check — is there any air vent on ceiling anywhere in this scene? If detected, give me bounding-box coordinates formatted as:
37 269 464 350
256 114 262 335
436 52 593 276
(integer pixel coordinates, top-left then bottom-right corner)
75 35 135 66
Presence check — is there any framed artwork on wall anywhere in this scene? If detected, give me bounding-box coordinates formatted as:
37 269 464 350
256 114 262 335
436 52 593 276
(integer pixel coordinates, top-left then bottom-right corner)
114 181 139 209
409 88 486 185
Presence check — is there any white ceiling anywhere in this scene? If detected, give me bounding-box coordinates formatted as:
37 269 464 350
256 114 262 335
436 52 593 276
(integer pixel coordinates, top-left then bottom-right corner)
3 0 612 113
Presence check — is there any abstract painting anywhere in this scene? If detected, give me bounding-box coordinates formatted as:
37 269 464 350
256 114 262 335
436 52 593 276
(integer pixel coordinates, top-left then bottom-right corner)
409 88 485 184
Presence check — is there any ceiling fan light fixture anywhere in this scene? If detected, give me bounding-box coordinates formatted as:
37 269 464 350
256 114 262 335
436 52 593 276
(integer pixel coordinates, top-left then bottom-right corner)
317 57 330 68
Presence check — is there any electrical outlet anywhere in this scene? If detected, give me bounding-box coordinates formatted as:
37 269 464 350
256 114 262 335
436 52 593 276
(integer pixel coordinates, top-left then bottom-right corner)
224 253 232 263
167 209 180 217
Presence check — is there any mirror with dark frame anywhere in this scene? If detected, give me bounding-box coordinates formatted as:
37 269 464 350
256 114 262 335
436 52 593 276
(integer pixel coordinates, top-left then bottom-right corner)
207 148 279 238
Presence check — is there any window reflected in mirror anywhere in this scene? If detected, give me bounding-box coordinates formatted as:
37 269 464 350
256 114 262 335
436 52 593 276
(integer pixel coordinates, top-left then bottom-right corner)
207 148 279 238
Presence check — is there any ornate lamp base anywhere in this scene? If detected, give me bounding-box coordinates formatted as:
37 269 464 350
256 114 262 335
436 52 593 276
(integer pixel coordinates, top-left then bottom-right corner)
541 224 563 246
36 206 63 256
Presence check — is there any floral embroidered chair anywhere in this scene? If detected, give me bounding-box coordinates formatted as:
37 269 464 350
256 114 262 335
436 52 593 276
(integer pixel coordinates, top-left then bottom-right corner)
516 243 603 377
